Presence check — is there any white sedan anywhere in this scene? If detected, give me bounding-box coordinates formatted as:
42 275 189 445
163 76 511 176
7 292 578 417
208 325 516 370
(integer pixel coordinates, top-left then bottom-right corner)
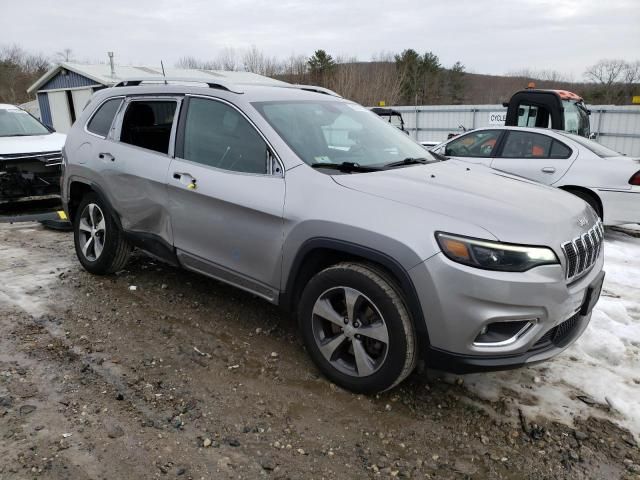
432 126 640 225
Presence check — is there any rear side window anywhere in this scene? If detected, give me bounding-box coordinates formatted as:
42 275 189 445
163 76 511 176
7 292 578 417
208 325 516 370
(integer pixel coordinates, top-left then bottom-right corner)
181 97 268 174
86 98 122 137
501 131 552 158
550 140 572 159
120 100 177 154
501 131 572 159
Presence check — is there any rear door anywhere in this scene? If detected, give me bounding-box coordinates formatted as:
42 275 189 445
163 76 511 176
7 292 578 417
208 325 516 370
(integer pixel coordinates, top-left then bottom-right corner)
99 96 181 244
491 130 575 185
442 129 504 166
167 95 285 301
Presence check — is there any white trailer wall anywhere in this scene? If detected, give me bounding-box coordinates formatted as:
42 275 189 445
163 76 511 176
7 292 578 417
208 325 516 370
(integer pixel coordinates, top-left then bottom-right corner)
391 104 640 156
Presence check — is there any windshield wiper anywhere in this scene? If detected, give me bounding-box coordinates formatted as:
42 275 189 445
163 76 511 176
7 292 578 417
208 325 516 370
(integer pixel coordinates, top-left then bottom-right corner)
383 157 431 169
311 162 380 173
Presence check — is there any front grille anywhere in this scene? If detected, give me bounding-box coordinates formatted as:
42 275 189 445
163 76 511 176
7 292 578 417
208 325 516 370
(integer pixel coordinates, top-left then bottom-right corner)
533 312 581 349
0 150 62 167
561 220 604 280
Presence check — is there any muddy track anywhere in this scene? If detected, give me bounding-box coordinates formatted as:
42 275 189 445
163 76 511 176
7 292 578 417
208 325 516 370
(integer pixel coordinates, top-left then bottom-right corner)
0 223 638 479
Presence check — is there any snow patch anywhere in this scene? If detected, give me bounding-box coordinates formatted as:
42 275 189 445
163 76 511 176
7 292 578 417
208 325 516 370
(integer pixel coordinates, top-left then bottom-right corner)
459 229 640 439
0 233 71 317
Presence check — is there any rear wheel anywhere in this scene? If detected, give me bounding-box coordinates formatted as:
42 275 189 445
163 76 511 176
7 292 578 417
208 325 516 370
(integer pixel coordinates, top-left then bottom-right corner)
73 193 132 274
298 262 417 394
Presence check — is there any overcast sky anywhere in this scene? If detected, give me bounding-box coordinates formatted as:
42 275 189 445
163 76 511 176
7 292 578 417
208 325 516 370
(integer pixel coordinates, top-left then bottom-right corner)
2 0 639 78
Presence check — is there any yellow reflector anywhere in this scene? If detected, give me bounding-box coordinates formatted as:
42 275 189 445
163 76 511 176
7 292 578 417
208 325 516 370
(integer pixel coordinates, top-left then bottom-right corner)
442 238 470 260
57 210 68 220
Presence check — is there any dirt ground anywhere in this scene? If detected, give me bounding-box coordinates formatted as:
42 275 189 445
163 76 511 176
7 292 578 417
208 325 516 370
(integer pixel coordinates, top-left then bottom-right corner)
1 222 639 480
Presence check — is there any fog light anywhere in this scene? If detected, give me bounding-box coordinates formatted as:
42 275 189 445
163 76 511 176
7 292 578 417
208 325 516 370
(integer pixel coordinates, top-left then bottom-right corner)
473 320 536 347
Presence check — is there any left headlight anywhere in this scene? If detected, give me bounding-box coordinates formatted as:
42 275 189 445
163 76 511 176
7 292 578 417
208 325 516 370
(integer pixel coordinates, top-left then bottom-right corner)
435 232 559 272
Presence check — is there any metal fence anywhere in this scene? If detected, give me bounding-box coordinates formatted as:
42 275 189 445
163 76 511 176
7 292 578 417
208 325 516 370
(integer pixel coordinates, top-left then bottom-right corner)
391 104 640 156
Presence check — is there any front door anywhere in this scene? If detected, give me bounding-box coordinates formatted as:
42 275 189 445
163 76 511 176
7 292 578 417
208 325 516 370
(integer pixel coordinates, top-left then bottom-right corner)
442 129 503 166
491 130 575 185
167 95 285 301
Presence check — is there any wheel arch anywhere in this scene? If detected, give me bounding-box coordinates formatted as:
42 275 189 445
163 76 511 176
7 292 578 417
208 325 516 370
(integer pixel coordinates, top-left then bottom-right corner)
280 238 430 347
67 180 122 228
558 185 603 218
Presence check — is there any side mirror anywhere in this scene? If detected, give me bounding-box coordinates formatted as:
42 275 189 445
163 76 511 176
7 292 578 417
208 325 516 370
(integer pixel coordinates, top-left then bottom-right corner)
588 132 597 140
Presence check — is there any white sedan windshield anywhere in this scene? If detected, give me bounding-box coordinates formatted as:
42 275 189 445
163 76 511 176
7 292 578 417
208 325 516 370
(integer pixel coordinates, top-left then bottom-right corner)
0 108 50 137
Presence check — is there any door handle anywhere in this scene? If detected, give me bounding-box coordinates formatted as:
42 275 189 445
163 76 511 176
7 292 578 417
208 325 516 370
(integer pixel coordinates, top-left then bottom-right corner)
541 167 556 173
99 152 115 162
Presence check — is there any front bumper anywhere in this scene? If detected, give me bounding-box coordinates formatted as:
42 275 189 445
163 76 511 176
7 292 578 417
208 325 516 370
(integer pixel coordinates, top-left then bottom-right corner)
410 250 604 372
0 152 62 203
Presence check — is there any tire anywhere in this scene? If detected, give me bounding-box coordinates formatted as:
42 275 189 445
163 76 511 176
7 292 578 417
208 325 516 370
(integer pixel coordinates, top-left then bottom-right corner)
73 192 132 275
567 189 602 220
298 262 417 394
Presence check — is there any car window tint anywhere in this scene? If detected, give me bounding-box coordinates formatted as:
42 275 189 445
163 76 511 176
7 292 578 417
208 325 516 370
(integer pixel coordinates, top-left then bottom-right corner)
501 131 552 158
444 130 501 157
550 140 572 159
87 98 123 137
183 98 267 174
120 100 177 154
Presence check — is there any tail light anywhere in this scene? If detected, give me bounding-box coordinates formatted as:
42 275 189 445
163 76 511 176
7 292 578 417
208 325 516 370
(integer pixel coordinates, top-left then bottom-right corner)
630 170 640 186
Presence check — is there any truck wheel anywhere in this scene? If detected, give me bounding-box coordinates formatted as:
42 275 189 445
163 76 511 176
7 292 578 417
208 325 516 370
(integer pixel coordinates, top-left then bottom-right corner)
73 193 132 275
298 262 417 394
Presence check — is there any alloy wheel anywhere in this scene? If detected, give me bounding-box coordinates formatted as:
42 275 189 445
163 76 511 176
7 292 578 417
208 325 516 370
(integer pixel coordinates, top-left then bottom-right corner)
311 286 389 377
78 203 106 261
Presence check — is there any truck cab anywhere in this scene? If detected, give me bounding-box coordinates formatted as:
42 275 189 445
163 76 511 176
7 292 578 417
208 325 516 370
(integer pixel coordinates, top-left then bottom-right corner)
504 86 591 138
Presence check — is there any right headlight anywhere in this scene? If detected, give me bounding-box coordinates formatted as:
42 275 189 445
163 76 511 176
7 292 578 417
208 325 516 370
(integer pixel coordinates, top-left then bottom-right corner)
435 232 559 272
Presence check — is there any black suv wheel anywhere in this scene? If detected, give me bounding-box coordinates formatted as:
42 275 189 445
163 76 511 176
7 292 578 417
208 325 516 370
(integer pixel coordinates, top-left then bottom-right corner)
299 262 417 394
73 193 132 274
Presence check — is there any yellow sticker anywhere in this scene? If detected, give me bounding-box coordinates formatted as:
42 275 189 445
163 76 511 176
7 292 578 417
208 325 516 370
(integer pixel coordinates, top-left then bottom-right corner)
57 210 68 220
187 183 197 190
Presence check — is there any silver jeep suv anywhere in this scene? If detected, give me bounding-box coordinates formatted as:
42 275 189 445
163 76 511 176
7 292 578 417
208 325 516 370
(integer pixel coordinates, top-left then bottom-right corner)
61 78 605 393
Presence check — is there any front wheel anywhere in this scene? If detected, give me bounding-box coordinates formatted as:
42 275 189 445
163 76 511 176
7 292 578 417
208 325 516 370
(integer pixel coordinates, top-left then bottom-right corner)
73 193 132 275
298 262 417 394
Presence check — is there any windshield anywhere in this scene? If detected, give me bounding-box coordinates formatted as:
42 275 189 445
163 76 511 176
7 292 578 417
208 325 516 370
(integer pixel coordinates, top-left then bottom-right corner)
562 100 590 137
0 108 50 137
557 131 621 158
252 100 430 168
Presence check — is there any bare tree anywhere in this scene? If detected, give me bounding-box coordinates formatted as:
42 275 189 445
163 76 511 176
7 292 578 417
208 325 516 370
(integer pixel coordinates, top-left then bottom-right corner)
242 45 281 76
584 59 639 103
217 47 239 71
0 44 50 104
175 56 221 70
584 59 626 86
55 48 75 63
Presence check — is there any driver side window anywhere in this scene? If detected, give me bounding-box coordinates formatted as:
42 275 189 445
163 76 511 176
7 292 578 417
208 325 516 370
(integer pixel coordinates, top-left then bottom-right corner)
445 130 502 158
181 97 268 174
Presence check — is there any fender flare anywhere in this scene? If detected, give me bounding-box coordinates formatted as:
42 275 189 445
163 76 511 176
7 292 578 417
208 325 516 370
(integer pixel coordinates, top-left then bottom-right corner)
281 237 430 345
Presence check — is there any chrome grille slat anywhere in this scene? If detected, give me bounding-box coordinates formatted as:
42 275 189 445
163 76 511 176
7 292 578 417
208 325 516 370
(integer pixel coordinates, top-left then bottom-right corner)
0 151 62 162
583 233 593 266
562 220 604 280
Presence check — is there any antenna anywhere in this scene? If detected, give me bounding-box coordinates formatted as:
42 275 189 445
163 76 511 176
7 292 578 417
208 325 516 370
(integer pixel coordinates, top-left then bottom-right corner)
160 60 167 85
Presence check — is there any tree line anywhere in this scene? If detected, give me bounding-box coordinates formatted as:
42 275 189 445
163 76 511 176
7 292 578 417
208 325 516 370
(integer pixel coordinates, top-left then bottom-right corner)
1 43 638 107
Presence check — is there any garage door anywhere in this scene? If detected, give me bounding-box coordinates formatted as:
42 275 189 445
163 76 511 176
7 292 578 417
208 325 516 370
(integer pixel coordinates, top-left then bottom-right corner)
48 91 72 133
72 89 93 116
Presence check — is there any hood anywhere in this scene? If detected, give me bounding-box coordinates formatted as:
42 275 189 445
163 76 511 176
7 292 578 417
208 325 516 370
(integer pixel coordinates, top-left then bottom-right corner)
332 160 597 247
0 132 66 156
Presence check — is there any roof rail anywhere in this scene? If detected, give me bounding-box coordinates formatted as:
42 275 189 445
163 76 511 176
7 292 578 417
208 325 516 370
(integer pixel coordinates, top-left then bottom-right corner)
291 84 342 98
112 77 243 94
